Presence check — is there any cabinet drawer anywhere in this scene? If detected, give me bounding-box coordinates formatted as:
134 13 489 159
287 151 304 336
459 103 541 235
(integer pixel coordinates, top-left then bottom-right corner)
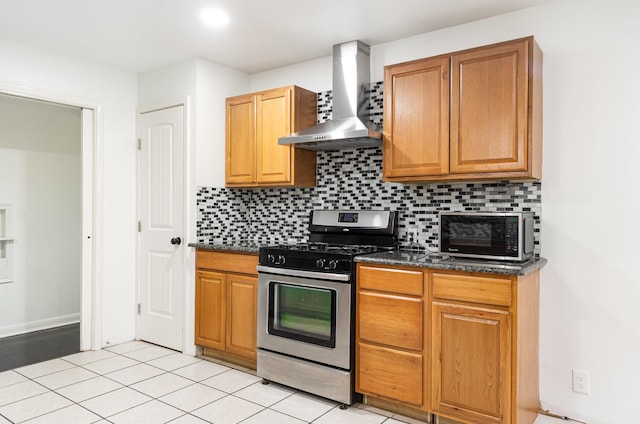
359 291 423 350
357 342 423 406
358 265 424 296
196 251 258 275
432 273 512 306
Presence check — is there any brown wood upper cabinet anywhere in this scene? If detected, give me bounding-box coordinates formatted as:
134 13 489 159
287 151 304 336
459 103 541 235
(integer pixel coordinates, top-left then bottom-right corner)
383 37 542 182
225 85 317 188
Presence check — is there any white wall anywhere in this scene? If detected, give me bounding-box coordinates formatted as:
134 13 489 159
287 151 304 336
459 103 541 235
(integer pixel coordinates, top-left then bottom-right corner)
249 1 640 422
250 56 332 93
0 96 81 336
195 59 251 188
0 38 138 347
138 58 249 190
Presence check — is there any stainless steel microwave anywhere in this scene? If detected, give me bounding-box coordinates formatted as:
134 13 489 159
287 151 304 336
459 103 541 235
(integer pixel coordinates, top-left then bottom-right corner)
439 212 535 261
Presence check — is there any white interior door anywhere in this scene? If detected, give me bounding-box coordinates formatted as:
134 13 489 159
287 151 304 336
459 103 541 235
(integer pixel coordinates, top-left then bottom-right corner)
139 105 184 352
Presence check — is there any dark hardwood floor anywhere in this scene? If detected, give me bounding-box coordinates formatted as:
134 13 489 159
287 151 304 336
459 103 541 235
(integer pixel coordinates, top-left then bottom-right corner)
0 323 80 372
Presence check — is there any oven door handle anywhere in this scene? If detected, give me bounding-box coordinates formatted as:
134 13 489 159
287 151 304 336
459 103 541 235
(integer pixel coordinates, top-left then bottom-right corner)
257 265 350 282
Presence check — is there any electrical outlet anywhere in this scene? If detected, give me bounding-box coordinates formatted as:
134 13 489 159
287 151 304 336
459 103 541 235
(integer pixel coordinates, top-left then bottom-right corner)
572 369 590 394
407 226 418 244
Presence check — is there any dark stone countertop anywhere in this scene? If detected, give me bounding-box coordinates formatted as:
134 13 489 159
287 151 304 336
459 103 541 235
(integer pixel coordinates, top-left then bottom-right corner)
355 250 547 276
190 242 547 276
189 241 261 254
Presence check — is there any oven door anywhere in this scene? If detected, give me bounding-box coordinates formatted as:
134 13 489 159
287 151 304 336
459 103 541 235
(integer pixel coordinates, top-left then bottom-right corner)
257 266 352 370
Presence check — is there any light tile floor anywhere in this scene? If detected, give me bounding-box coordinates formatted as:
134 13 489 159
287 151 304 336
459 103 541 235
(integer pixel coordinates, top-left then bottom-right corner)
0 341 565 424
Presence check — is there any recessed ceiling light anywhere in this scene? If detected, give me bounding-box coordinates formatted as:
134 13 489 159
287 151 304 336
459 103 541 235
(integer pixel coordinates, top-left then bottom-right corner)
200 8 230 28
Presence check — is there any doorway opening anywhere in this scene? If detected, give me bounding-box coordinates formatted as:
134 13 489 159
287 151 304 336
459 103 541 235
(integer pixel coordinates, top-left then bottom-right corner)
0 92 94 370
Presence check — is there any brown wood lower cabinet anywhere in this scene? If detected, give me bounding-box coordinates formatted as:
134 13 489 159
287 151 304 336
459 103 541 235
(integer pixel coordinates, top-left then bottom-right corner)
355 263 540 424
195 270 226 351
356 265 428 411
226 274 258 359
431 302 510 424
195 250 258 367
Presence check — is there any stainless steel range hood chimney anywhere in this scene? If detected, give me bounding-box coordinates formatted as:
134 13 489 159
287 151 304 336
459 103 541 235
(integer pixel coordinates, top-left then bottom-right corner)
278 40 381 151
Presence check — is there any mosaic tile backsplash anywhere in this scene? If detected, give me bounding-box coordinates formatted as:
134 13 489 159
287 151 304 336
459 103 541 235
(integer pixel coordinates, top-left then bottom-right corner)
197 83 542 253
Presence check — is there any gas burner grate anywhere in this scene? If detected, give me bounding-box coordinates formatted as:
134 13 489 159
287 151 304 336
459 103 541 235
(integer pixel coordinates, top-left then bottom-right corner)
324 245 379 254
276 242 327 251
276 242 380 255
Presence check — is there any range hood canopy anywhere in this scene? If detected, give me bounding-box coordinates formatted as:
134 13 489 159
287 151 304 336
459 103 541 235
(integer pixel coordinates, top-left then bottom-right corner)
278 40 381 151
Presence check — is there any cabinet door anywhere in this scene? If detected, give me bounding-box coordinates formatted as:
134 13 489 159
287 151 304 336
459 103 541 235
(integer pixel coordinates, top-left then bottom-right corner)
226 274 258 360
450 39 529 174
432 302 511 424
256 87 292 184
226 94 256 185
383 56 450 178
195 270 226 350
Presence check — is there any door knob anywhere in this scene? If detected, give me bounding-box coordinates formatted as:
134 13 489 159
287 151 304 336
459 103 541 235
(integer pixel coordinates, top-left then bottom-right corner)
170 237 182 246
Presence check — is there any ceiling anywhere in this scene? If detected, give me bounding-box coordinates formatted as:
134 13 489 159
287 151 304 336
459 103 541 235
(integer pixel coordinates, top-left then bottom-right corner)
0 0 556 74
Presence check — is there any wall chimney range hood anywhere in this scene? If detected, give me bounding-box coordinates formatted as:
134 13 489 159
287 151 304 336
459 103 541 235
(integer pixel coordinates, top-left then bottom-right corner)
278 40 382 151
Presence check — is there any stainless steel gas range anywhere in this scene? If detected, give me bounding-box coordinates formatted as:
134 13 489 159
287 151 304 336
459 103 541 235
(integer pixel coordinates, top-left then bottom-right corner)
256 210 398 405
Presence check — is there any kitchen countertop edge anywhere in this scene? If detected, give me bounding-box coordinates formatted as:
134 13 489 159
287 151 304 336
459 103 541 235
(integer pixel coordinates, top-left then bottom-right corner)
190 243 547 276
355 251 547 276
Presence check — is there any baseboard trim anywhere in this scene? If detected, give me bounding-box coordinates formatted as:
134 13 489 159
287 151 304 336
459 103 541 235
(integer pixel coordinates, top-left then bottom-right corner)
363 395 432 422
201 347 257 371
0 313 80 338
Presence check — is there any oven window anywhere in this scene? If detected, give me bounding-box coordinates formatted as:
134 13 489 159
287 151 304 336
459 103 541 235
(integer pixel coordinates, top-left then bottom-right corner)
268 282 336 348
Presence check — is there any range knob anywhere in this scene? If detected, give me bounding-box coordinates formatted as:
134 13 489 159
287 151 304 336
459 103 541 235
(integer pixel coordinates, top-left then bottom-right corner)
267 254 275 264
328 260 338 270
316 259 326 269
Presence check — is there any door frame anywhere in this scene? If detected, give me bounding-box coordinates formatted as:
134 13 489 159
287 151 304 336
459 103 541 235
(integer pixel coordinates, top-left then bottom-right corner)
136 97 196 355
0 82 103 351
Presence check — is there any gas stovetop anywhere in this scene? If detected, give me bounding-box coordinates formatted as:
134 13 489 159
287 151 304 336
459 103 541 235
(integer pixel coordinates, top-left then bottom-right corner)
270 242 381 255
259 243 385 273
259 210 399 274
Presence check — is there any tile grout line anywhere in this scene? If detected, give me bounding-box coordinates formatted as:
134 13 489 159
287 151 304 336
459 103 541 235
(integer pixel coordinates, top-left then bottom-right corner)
80 344 189 423
0 342 167 423
83 347 233 423
70 347 191 422
2 342 410 424
7 354 130 423
78 348 250 423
